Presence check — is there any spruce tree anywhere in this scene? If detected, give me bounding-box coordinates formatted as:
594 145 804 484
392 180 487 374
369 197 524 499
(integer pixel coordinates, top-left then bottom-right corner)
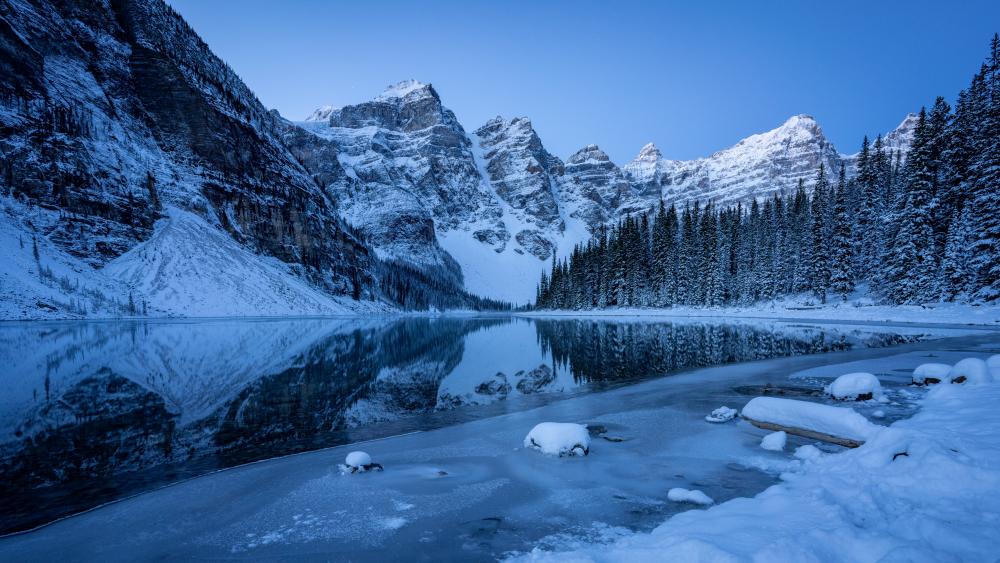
808 164 831 302
829 165 855 300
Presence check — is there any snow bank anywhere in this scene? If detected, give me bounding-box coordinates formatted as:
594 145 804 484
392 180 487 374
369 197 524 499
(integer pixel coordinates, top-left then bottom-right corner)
912 362 952 385
989 355 1000 376
523 423 591 457
824 372 883 401
667 488 714 506
704 406 738 423
760 431 787 451
948 358 993 385
517 377 1000 562
741 397 879 445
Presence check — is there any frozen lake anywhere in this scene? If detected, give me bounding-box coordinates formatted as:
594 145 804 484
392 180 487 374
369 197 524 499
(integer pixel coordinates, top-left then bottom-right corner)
0 316 989 560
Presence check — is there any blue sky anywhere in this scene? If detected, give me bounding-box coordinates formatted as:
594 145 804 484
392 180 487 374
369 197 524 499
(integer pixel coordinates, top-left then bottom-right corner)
167 0 999 163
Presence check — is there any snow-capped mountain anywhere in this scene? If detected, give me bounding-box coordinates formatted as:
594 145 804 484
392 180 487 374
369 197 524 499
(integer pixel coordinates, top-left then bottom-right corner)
291 83 589 303
623 115 844 209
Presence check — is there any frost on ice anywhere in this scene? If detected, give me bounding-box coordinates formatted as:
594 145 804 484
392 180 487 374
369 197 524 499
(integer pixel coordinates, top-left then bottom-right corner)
948 358 993 385
523 423 591 457
912 363 952 385
760 431 787 451
824 372 884 401
704 406 738 423
667 488 714 506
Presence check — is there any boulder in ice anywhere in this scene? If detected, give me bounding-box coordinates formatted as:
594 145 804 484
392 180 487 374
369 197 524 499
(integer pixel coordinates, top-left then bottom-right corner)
667 487 714 505
524 422 591 457
912 363 952 385
341 450 383 474
948 358 993 385
705 406 738 423
824 372 883 401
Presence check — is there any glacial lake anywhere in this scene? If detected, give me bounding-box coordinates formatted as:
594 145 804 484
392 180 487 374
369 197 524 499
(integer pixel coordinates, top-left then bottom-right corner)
0 315 973 546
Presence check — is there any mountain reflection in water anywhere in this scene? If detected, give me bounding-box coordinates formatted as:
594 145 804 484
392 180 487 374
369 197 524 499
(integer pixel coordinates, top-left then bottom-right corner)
0 316 922 533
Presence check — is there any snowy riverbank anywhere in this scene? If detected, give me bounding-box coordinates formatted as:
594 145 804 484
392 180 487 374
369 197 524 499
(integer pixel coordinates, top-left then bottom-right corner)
517 349 1000 561
525 299 1000 327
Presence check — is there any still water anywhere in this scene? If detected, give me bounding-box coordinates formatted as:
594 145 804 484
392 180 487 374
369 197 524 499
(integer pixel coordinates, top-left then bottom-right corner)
0 316 926 535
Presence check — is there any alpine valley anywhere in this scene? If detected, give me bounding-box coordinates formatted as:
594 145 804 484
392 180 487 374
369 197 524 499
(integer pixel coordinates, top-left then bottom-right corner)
0 0 918 317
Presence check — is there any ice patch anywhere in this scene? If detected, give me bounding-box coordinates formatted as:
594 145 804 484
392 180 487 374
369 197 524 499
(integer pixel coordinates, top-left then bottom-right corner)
667 488 714 506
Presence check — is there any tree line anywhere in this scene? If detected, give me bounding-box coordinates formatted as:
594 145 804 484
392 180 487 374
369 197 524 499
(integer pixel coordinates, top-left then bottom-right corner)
536 34 1000 310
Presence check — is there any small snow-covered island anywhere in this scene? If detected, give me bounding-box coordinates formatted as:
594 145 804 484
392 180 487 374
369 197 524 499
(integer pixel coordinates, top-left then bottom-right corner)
1 0 1000 561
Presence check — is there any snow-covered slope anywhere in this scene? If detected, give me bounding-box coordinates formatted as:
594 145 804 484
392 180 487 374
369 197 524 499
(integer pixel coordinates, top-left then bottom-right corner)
0 0 384 318
104 210 387 317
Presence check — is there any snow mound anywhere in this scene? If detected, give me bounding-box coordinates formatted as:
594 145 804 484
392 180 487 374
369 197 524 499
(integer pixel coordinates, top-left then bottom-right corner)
912 363 952 385
793 444 822 461
667 488 714 506
989 355 1000 379
340 450 382 474
705 406 738 423
760 431 787 451
948 358 993 385
741 397 880 444
824 372 883 401
524 423 591 457
345 451 372 468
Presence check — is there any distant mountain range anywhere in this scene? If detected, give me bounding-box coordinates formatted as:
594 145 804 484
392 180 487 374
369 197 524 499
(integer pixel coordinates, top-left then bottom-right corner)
292 80 916 302
0 0 916 315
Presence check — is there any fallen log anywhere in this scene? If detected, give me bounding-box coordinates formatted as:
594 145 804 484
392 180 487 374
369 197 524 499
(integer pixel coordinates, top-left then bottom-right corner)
741 397 879 449
742 417 864 448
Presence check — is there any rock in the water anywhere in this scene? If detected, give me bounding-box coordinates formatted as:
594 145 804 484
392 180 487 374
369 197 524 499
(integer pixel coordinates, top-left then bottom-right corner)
705 406 738 423
524 422 591 457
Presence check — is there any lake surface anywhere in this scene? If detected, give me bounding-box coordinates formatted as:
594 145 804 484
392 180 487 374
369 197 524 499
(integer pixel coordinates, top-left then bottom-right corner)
0 316 942 535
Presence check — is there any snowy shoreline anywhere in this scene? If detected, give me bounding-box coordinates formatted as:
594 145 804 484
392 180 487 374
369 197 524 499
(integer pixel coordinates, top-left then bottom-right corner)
522 301 1000 327
518 367 1000 561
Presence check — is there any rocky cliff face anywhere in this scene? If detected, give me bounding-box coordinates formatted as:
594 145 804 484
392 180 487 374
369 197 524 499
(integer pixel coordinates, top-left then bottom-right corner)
0 0 383 316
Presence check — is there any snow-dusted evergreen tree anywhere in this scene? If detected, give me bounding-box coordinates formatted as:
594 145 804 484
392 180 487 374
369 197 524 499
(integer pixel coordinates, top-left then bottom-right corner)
829 166 855 300
534 34 1000 311
808 164 831 303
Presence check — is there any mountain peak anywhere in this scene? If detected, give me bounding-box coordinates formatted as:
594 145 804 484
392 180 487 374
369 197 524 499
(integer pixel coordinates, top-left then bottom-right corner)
304 104 337 122
568 144 610 164
636 142 662 161
376 79 433 101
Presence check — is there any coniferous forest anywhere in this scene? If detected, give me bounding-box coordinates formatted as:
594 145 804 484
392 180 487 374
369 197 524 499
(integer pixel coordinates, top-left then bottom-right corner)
535 35 1000 310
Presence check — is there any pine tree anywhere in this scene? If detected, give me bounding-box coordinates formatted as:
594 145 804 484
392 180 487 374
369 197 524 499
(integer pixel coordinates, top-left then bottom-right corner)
969 34 1000 299
829 165 855 300
808 164 831 302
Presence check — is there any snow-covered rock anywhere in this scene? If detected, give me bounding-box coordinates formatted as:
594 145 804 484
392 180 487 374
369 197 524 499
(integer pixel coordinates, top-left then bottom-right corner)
793 444 823 461
948 358 993 385
667 488 714 506
345 451 372 468
705 406 738 423
760 431 788 451
341 450 382 474
523 422 591 457
824 372 883 401
912 363 953 385
741 397 880 445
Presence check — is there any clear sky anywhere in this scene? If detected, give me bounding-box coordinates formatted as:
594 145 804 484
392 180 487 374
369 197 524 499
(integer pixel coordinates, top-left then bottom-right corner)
167 0 999 163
